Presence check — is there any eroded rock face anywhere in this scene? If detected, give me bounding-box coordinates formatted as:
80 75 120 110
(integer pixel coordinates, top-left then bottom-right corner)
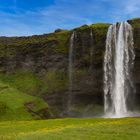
128 19 140 109
0 18 139 117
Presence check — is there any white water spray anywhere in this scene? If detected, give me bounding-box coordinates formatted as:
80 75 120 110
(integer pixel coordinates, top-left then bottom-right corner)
104 22 135 118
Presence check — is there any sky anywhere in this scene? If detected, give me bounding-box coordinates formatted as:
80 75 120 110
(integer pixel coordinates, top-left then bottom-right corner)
0 0 140 36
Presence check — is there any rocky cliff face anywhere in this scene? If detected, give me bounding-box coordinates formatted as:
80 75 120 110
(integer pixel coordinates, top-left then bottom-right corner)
0 18 139 118
128 19 140 108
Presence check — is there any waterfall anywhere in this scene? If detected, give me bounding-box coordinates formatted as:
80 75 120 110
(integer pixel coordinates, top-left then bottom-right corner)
104 22 135 117
67 31 76 114
90 29 94 70
69 31 75 91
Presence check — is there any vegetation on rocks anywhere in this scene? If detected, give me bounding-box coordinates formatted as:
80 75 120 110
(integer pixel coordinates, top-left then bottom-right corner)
0 80 49 121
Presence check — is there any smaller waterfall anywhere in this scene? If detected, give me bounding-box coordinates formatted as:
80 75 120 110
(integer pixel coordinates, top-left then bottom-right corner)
67 31 76 114
69 32 75 91
104 22 135 117
90 29 94 70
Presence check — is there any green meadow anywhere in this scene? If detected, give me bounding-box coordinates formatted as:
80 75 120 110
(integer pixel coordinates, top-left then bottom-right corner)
0 117 140 140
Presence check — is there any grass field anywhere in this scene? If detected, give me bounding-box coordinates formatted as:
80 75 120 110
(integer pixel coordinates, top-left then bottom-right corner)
0 117 140 140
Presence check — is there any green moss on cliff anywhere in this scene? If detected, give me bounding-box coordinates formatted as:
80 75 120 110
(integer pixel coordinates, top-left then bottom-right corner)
91 23 110 28
128 18 140 49
41 71 68 94
0 70 69 96
51 31 71 54
76 24 89 30
0 30 71 57
0 71 42 96
128 18 140 27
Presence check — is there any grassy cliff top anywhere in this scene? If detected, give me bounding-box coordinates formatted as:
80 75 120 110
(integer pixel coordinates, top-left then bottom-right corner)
0 18 139 52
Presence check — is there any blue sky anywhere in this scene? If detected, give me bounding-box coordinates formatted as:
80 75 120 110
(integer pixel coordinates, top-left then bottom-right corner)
0 0 139 36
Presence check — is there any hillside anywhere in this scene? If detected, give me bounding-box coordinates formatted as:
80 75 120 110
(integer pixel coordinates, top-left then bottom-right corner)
0 18 139 119
0 80 51 121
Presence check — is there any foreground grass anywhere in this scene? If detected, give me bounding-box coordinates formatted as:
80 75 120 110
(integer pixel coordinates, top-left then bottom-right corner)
0 117 140 140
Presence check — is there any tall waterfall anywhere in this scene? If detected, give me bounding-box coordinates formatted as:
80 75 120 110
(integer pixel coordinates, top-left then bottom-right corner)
104 22 135 117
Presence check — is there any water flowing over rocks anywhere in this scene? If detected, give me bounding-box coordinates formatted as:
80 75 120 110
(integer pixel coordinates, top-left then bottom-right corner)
104 22 135 118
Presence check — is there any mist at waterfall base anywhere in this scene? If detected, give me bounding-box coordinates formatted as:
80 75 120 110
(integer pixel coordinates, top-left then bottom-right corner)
103 22 140 118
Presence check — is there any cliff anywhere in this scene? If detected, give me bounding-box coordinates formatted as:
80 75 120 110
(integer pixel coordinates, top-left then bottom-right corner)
0 18 139 119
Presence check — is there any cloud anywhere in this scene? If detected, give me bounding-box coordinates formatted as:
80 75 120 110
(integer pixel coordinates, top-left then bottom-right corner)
124 0 140 15
0 0 139 36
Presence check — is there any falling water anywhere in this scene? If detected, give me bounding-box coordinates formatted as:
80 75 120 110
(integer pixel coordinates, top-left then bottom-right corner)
67 31 76 114
104 22 135 118
69 32 75 91
90 29 94 70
